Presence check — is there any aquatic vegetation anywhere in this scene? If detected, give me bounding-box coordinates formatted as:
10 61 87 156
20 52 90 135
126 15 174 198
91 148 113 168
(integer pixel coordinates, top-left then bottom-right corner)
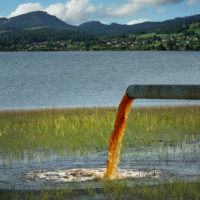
0 106 200 199
0 179 200 200
0 108 115 163
101 178 200 200
0 106 199 163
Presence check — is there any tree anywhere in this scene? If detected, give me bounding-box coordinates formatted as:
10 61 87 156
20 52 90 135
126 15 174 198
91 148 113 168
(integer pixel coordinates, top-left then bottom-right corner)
156 43 166 50
167 39 175 50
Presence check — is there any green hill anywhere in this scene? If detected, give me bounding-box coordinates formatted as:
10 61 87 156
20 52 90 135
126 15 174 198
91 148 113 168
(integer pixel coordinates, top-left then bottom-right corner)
0 11 76 30
0 18 8 26
1 11 200 36
78 14 200 35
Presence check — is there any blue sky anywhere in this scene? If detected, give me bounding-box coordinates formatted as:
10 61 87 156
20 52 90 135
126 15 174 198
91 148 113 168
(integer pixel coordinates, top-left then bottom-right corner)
0 0 199 25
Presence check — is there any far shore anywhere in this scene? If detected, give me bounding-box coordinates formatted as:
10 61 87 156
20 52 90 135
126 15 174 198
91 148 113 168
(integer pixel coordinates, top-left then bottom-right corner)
1 103 200 113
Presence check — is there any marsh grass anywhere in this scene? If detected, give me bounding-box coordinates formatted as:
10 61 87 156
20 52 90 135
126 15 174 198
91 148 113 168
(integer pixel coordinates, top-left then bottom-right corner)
0 106 199 163
101 178 200 200
0 179 200 200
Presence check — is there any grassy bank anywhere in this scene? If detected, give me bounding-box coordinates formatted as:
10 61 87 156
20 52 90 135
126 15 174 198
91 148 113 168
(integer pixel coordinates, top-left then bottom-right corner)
0 106 199 163
1 179 200 200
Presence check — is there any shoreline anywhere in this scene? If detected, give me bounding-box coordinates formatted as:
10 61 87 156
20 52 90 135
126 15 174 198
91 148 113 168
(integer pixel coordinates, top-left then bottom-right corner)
0 50 200 52
1 104 200 113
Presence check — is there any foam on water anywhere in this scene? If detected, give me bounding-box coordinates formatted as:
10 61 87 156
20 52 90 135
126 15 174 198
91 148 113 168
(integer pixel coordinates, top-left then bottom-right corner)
24 168 161 183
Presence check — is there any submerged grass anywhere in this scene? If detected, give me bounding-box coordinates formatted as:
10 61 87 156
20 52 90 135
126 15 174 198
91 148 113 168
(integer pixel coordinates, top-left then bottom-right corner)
0 106 199 163
0 106 200 199
101 178 200 200
0 179 200 200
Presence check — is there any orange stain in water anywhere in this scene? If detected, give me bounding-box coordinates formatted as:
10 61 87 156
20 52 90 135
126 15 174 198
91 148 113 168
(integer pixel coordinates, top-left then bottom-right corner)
105 93 133 179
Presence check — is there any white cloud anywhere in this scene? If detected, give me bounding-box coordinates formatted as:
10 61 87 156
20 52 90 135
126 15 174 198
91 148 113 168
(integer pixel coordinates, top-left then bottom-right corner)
7 0 184 24
125 0 183 6
101 0 183 18
100 21 108 25
45 0 96 24
102 4 140 18
157 8 167 13
126 18 150 25
9 3 43 18
187 0 198 6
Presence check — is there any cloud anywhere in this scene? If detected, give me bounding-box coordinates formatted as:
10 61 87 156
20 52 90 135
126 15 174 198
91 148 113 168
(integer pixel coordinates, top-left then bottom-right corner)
102 4 141 18
7 0 184 24
126 18 150 25
100 20 108 25
101 0 183 18
187 0 198 6
157 8 167 13
126 0 183 5
9 3 43 18
45 0 96 24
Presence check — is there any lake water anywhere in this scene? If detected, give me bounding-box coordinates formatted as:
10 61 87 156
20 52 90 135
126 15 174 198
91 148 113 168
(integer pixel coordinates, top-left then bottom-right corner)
1 141 200 190
0 51 200 110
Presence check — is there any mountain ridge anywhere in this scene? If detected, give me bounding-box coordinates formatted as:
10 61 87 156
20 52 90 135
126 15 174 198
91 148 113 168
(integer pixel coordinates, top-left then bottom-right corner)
0 11 200 36
0 11 76 30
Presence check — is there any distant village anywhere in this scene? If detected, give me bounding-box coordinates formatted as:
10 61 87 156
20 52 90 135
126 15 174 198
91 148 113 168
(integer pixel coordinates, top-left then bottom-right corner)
22 32 200 51
1 22 200 51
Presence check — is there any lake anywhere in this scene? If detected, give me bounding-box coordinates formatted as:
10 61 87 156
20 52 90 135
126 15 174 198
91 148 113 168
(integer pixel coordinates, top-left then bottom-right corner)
0 51 200 110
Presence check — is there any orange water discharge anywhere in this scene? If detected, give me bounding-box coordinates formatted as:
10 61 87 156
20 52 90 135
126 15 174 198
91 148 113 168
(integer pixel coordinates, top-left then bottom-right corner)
105 93 133 179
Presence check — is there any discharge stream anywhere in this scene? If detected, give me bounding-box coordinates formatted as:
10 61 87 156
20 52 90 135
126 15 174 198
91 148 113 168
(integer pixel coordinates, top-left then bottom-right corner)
105 94 133 179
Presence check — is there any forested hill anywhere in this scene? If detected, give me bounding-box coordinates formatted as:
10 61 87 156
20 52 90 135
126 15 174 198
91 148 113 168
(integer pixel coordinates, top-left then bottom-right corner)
0 18 8 25
0 11 76 30
0 11 200 35
78 14 200 35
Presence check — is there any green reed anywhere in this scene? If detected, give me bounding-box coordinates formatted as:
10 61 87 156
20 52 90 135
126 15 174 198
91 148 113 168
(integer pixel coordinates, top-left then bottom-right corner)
0 106 199 163
101 178 200 200
1 179 200 200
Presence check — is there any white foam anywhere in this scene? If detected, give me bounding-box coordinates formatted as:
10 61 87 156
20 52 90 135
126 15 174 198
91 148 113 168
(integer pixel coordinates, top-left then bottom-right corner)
25 168 161 183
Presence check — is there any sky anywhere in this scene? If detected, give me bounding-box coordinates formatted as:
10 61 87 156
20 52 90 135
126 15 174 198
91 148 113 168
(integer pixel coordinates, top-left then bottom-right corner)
0 0 199 25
